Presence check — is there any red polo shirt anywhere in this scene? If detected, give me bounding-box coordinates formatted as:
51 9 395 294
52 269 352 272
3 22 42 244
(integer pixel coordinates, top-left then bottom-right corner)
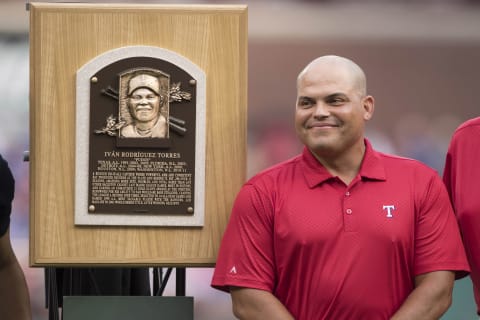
212 139 469 320
444 117 480 315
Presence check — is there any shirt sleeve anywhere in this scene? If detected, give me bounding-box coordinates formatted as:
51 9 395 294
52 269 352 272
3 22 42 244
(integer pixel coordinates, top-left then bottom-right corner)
0 155 15 238
211 183 276 293
414 170 469 279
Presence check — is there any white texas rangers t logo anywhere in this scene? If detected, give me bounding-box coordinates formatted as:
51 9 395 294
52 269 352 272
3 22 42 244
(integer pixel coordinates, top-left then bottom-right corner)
383 205 395 218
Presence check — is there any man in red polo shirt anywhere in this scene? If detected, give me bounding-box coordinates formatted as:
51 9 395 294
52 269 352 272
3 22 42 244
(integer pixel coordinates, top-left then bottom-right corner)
211 55 469 319
443 117 480 317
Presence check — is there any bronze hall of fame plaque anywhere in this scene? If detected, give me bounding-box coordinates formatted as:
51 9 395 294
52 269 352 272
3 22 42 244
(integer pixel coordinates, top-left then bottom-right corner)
75 46 206 227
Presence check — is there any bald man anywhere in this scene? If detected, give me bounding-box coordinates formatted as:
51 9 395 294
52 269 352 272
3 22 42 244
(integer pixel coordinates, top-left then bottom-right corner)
0 154 31 320
211 56 469 319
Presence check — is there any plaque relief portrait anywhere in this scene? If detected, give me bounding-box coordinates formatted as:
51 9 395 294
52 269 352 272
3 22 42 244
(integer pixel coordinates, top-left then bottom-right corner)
119 68 170 139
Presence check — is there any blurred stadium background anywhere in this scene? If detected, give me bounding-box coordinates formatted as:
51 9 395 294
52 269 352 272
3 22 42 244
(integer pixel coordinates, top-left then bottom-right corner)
1 0 479 319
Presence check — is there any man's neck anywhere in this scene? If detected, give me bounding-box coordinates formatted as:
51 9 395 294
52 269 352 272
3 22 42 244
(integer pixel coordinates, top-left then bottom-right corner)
310 143 366 186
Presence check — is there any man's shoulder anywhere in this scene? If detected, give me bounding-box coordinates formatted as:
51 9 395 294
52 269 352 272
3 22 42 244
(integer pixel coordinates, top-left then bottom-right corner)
120 124 135 134
0 155 14 238
246 154 303 186
459 116 480 129
453 117 480 138
376 150 438 176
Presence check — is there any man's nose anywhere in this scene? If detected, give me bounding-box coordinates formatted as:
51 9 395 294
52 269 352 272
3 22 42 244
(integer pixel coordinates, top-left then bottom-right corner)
313 102 330 117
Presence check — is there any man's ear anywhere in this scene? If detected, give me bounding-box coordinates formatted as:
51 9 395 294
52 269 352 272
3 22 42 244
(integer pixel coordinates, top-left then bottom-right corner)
363 95 374 121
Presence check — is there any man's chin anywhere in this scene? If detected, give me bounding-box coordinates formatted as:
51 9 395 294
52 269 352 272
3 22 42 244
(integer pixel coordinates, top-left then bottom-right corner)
136 115 155 122
304 137 336 149
306 142 339 156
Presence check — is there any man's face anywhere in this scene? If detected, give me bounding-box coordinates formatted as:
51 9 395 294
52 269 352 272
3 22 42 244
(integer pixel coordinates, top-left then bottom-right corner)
294 64 373 158
128 88 161 122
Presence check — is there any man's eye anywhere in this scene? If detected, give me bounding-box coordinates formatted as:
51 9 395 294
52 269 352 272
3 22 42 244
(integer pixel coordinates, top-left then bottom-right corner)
329 98 345 105
298 99 314 108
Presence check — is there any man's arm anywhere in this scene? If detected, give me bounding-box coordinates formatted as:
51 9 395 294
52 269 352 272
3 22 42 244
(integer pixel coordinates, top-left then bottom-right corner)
0 228 31 320
390 270 454 320
230 287 295 320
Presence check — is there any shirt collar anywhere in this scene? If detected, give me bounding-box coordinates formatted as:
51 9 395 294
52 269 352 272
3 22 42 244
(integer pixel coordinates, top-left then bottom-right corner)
301 139 387 188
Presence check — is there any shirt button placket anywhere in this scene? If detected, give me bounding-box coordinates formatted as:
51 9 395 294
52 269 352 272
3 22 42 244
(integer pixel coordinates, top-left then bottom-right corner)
343 190 356 232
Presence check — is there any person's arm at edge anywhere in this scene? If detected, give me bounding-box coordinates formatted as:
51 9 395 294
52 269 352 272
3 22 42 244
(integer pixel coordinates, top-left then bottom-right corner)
230 286 295 320
390 270 454 320
0 228 32 320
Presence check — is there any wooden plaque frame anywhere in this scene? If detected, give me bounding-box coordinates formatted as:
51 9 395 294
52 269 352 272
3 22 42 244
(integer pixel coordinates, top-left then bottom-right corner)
29 2 247 266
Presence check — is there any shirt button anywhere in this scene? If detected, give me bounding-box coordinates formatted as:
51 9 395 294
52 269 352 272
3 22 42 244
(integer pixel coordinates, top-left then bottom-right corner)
346 209 352 214
345 191 350 196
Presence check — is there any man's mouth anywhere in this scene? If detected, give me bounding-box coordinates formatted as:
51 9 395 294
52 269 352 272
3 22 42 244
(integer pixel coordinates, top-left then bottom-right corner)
307 122 338 129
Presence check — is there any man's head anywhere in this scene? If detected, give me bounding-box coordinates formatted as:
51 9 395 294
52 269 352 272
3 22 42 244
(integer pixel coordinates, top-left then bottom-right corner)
128 73 160 96
127 74 163 123
295 55 374 159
